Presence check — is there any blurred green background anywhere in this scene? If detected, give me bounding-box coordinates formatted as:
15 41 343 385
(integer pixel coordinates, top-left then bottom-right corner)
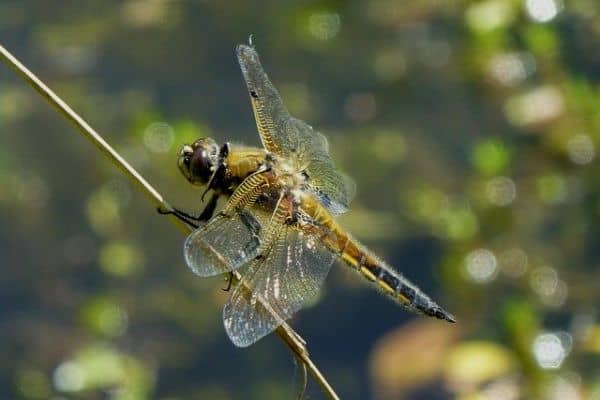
1 1 599 399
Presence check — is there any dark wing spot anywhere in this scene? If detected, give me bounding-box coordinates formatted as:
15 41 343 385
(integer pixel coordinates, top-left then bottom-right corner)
250 90 258 98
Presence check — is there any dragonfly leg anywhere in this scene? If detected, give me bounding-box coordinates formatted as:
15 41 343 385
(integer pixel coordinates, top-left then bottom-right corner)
197 192 220 221
158 192 221 228
157 207 200 229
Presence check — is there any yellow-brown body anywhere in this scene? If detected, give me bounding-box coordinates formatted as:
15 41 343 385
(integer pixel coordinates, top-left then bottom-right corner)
214 143 452 320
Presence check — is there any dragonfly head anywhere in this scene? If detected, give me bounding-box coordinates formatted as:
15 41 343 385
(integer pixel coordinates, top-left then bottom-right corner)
178 138 220 186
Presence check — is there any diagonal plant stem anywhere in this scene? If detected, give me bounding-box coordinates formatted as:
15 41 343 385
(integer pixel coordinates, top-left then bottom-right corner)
0 43 340 400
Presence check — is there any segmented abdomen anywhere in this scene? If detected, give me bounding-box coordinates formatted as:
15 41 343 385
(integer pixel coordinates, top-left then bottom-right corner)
306 198 455 323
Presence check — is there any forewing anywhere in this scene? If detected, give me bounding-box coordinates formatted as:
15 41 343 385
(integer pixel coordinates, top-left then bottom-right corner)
237 44 355 213
237 44 296 156
184 207 267 277
223 225 337 347
236 45 334 160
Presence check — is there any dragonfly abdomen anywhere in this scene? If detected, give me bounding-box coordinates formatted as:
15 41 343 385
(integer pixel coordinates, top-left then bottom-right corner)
300 191 455 323
343 238 454 322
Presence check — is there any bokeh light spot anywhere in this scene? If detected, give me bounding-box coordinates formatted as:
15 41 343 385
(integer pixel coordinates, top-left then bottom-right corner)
567 134 595 165
465 0 516 32
483 377 521 400
444 341 514 385
99 241 143 277
549 375 582 400
488 52 536 87
308 11 341 41
525 0 562 23
532 332 571 369
121 0 180 28
530 266 568 307
407 187 449 223
485 176 517 206
0 85 32 121
505 86 564 127
530 266 558 296
52 344 155 396
81 297 129 337
441 205 478 241
54 361 85 392
465 249 498 284
144 121 174 153
86 187 122 235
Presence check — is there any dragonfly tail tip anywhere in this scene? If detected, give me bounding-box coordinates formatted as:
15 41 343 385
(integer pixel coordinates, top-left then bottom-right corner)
433 306 456 323
443 312 457 323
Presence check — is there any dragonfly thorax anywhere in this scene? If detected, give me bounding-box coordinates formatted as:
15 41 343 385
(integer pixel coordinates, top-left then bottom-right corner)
269 155 309 195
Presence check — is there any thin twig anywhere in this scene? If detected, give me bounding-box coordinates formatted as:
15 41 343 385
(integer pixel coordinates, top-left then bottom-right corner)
0 43 340 400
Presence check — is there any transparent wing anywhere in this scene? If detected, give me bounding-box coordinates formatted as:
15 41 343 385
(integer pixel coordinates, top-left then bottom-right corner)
304 152 357 215
223 224 337 347
184 206 269 277
236 44 355 213
237 44 307 156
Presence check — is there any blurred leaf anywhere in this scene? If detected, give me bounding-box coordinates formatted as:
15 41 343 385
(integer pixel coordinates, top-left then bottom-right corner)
472 139 511 177
80 296 128 337
370 320 461 397
99 241 144 278
443 341 515 387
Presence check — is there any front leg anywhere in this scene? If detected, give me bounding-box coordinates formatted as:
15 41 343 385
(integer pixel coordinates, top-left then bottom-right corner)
197 191 220 222
158 191 221 228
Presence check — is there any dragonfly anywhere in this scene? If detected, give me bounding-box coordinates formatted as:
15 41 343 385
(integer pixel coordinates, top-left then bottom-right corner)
168 41 455 347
